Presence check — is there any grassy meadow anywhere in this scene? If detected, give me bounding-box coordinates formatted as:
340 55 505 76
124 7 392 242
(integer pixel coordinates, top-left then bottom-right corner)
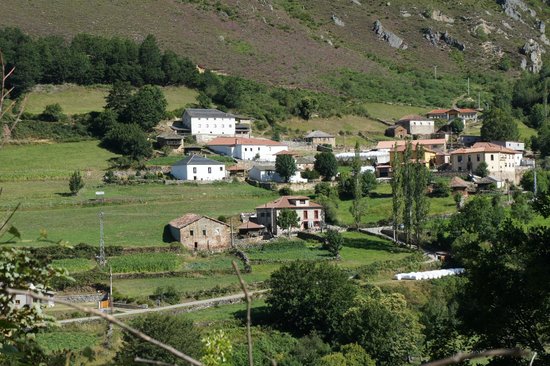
25 84 199 115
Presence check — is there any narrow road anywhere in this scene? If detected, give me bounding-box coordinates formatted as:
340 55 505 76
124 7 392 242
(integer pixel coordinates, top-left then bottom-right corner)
59 289 268 325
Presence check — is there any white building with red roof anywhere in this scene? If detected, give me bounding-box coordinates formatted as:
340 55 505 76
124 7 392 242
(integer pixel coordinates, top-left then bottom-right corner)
450 142 523 183
255 196 324 235
206 137 288 162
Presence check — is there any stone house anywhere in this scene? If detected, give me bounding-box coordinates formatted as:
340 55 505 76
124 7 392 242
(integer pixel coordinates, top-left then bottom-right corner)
395 115 435 135
385 125 408 138
304 130 336 147
156 133 184 150
169 213 231 252
255 196 324 235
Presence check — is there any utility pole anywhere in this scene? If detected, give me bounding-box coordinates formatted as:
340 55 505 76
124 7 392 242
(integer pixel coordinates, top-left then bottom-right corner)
230 217 234 248
534 160 538 196
433 65 437 80
98 212 106 267
467 77 470 96
109 266 114 314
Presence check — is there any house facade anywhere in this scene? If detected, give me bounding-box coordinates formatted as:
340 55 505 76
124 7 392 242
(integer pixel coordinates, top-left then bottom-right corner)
207 137 288 162
385 125 408 138
427 108 478 123
376 139 447 153
255 196 324 235
169 213 231 251
396 115 435 135
182 108 237 141
171 155 226 181
450 142 521 182
389 144 437 168
304 130 336 147
248 165 307 183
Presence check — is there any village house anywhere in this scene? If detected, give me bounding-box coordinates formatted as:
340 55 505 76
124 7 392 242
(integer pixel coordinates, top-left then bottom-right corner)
450 142 522 183
169 213 231 251
255 196 324 235
248 164 307 183
384 125 408 138
206 136 288 162
427 108 478 123
389 144 437 168
450 176 472 197
395 115 435 135
304 130 336 147
171 155 226 181
12 285 55 309
180 108 237 142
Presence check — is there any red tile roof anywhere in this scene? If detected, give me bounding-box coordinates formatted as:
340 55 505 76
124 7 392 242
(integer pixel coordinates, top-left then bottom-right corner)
450 142 519 155
256 196 322 209
427 109 450 115
169 213 228 229
207 136 286 146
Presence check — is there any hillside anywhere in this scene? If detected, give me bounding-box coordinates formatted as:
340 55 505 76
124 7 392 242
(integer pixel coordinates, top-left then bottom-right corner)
0 0 548 97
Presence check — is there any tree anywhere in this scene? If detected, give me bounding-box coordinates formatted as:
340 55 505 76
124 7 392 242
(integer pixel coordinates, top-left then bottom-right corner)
480 108 519 141
139 34 164 84
115 313 203 365
296 97 318 120
196 91 212 108
267 261 357 339
448 118 464 134
520 169 550 193
122 85 167 131
276 208 300 237
319 344 375 366
431 179 450 198
337 287 423 366
314 152 338 181
69 170 84 196
275 154 297 183
201 330 233 366
474 161 488 177
390 144 403 242
510 191 534 223
412 159 430 244
324 229 344 259
39 103 65 122
88 109 118 137
449 195 505 244
349 198 367 229
457 223 550 362
533 190 550 218
360 171 377 196
528 103 547 129
105 81 134 115
101 123 153 160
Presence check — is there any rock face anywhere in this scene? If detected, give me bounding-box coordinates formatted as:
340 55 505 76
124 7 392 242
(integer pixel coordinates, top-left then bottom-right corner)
373 20 407 49
351 0 362 5
331 14 345 27
423 28 466 51
520 39 545 73
497 0 536 22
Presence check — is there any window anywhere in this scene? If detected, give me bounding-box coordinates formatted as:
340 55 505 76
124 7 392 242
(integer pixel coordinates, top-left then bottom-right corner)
300 200 306 204
207 124 209 128
202 230 207 236
190 230 194 236
304 211 308 219
15 299 20 305
477 154 480 162
468 155 471 162
193 167 197 173
208 167 212 173
220 167 223 171
314 210 319 219
258 147 260 151
260 212 265 217
458 156 463 163
222 124 224 128
194 242 198 250
491 154 494 161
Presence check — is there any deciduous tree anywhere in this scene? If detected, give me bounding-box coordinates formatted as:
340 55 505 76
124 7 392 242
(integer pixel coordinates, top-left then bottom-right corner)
276 208 300 237
324 229 344 259
275 154 297 183
480 108 519 141
314 152 338 181
122 85 167 131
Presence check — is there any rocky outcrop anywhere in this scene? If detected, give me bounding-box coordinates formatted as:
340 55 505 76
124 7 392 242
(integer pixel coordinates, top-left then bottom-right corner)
520 39 545 73
423 28 466 51
373 20 407 49
497 0 536 22
351 0 362 5
331 14 345 27
431 10 454 23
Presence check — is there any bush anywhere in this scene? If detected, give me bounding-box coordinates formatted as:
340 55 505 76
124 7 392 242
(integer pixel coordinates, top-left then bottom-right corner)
39 103 66 122
278 187 293 196
431 180 450 197
152 286 180 305
301 168 320 180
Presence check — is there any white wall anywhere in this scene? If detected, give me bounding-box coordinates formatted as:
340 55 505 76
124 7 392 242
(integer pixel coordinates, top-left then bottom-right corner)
183 114 236 136
248 167 307 183
171 164 226 181
208 145 234 157
236 144 288 162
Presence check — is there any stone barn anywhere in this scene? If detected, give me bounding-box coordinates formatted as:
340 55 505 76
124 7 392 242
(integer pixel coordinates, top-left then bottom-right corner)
169 213 231 252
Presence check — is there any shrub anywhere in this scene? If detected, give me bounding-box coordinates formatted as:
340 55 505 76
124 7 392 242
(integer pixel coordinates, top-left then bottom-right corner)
152 286 180 305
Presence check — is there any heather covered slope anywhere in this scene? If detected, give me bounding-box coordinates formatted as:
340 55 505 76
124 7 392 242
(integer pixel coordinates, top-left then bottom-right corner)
0 0 548 94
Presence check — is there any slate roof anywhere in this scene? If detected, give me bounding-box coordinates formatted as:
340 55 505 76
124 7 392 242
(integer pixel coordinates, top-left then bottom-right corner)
256 196 323 209
304 130 335 138
172 155 225 166
169 213 229 229
184 108 237 119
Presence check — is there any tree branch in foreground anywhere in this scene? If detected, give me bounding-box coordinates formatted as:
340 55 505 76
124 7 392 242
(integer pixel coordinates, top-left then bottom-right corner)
5 288 204 366
232 260 254 366
421 348 528 366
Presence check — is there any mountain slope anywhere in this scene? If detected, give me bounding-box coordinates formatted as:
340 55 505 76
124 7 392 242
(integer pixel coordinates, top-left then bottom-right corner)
0 0 548 94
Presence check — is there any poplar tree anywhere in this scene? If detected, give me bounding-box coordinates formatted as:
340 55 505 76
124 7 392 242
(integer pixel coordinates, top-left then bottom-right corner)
401 142 414 245
390 143 403 242
412 146 430 245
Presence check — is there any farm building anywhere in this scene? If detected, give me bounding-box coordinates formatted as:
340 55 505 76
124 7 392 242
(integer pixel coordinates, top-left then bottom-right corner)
385 125 408 138
395 115 435 135
304 130 336 147
169 213 231 252
181 108 237 141
171 155 226 181
206 136 288 162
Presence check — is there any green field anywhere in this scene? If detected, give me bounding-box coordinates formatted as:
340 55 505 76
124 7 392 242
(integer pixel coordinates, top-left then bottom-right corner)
363 102 428 121
25 84 198 115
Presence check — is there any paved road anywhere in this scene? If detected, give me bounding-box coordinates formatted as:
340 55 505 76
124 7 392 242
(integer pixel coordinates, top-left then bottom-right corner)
59 289 268 325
